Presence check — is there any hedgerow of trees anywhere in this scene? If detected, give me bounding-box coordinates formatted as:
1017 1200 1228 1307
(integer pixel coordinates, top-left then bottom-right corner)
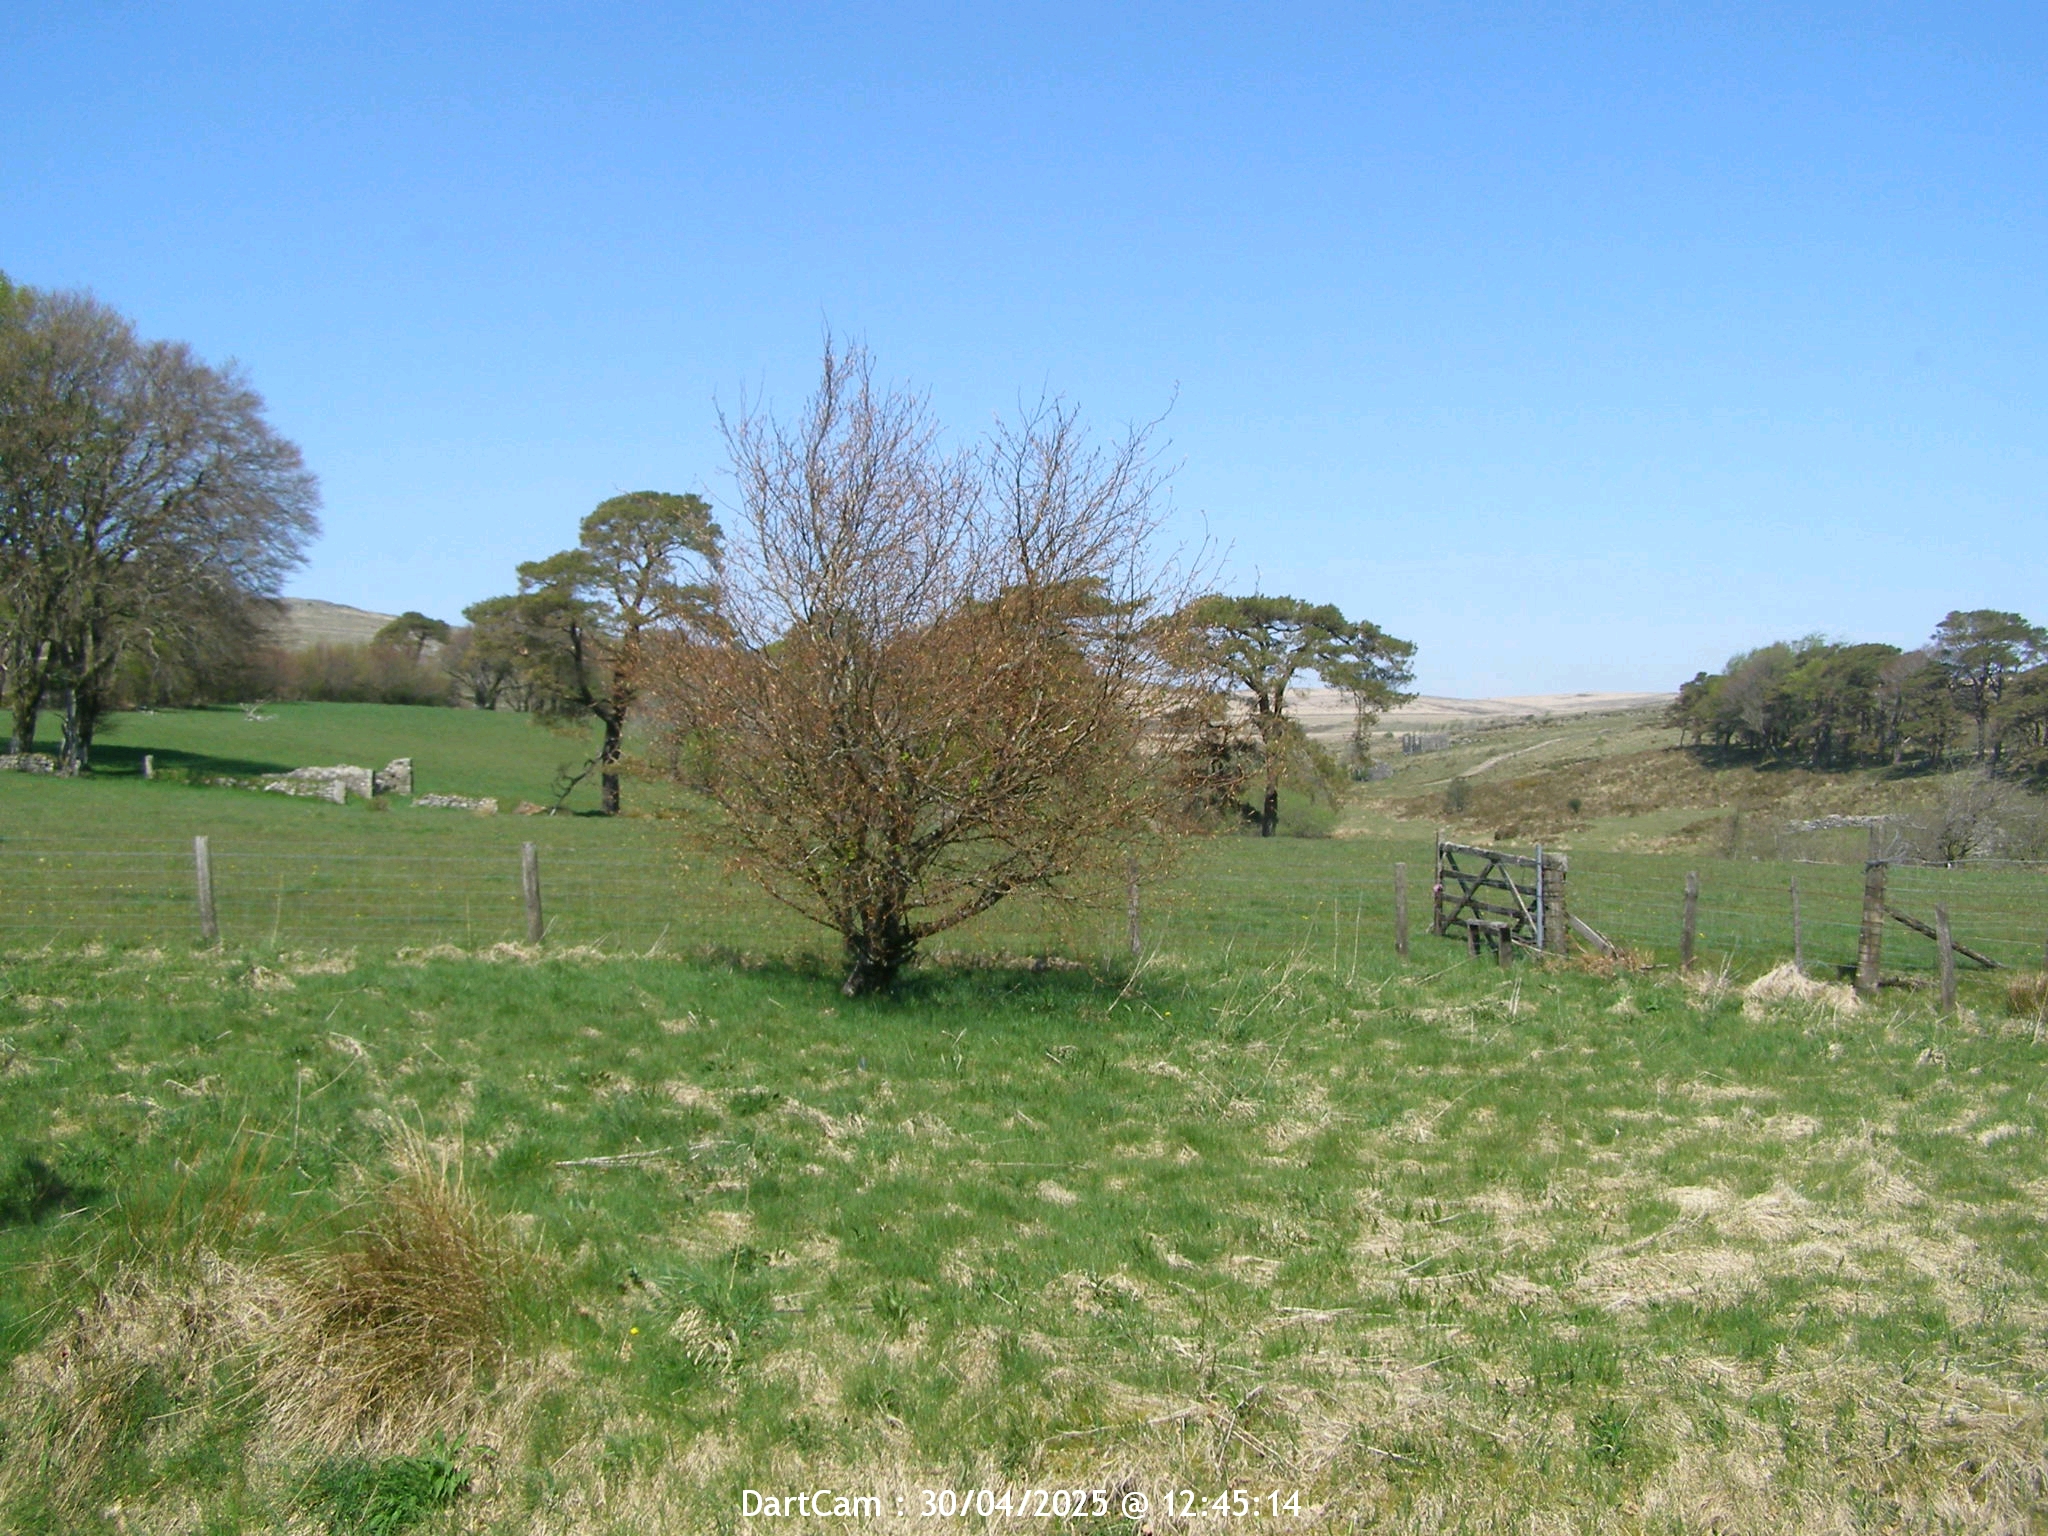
1669 610 2048 774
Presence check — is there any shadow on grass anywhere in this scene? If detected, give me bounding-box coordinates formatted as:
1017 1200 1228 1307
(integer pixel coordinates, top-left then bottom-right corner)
0 1153 101 1228
684 943 1130 1011
78 742 302 780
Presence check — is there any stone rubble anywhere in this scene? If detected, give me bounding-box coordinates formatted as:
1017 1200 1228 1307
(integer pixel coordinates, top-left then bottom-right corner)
414 793 499 814
262 777 347 804
274 764 376 799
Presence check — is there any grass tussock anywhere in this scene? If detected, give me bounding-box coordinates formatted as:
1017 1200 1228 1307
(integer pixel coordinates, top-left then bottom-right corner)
264 1133 511 1452
2005 969 2048 1020
0 1132 511 1528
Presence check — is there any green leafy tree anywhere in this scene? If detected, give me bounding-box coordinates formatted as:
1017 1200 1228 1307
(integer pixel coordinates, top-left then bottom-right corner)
0 280 316 767
496 492 720 813
1931 609 2047 761
1173 595 1415 836
373 610 451 663
444 597 524 710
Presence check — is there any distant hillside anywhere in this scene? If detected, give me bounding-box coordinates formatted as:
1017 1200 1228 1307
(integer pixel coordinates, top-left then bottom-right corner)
263 598 402 650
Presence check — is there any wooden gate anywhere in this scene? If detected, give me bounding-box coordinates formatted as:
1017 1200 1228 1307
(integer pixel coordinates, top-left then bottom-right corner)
1433 839 1569 955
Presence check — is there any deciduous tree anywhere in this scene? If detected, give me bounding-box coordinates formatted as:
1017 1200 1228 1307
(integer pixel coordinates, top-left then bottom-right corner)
650 341 1195 994
0 280 317 767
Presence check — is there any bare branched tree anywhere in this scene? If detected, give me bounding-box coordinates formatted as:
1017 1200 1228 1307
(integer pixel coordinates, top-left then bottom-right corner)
650 341 1197 994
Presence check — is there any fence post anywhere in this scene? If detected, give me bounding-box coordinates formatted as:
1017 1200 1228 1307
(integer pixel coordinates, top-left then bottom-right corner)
1540 850 1568 955
1126 854 1141 962
1936 904 1957 1014
1680 871 1699 970
1497 924 1513 969
1394 862 1410 959
1790 877 1803 974
1856 831 1887 1000
194 835 218 944
521 842 544 945
1431 834 1445 937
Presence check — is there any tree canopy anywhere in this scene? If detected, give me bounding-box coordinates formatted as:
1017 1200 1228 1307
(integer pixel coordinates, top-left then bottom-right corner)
1669 611 2048 775
1173 594 1416 835
0 278 318 768
478 491 720 813
372 610 451 662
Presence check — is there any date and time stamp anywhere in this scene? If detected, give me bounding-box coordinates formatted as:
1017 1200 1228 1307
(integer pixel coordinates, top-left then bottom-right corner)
740 1486 1308 1522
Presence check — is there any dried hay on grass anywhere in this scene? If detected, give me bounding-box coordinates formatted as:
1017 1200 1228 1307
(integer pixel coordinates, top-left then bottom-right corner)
1566 944 1656 978
1741 961 1860 1021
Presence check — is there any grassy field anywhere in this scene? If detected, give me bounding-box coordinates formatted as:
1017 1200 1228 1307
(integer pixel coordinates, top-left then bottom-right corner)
7 703 2044 975
3 703 2046 1530
27 703 622 814
2 940 2044 1532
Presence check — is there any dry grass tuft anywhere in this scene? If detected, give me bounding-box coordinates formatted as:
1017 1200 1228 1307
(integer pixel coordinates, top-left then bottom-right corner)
0 1252 283 1510
263 1134 510 1451
2005 970 2048 1020
1565 944 1655 978
1741 961 1861 1020
0 1132 516 1522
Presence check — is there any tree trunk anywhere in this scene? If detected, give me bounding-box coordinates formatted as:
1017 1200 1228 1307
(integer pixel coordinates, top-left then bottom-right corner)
57 689 86 774
841 912 916 996
599 712 624 815
1258 709 1284 837
8 693 38 757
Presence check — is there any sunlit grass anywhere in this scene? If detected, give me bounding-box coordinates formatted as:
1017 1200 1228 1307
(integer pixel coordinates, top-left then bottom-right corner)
2 938 2042 1530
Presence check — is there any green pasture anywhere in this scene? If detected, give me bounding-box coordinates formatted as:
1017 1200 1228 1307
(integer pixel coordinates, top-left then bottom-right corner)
7 709 2045 979
2 938 2045 1531
26 702 622 813
4 704 2047 1530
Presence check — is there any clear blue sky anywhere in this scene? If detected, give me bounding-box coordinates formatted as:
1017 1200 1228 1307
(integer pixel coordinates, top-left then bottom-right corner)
5 3 2043 695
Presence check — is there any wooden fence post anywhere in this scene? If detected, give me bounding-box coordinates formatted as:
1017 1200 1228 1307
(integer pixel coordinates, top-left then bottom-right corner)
1936 904 1957 1014
1394 862 1410 959
1540 850 1568 955
521 842 544 945
1126 854 1141 962
1497 924 1513 969
1431 834 1445 937
1680 871 1699 970
1856 833 1887 1000
1790 877 1803 974
194 835 218 944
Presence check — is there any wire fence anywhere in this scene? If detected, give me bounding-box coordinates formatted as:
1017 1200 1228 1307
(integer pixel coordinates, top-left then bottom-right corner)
5 833 2045 977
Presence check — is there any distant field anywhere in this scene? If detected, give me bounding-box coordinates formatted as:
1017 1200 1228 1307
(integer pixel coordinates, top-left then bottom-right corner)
4 704 2044 976
28 701 617 811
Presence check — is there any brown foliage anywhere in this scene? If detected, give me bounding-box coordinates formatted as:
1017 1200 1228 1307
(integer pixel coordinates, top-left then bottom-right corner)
649 342 1200 993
